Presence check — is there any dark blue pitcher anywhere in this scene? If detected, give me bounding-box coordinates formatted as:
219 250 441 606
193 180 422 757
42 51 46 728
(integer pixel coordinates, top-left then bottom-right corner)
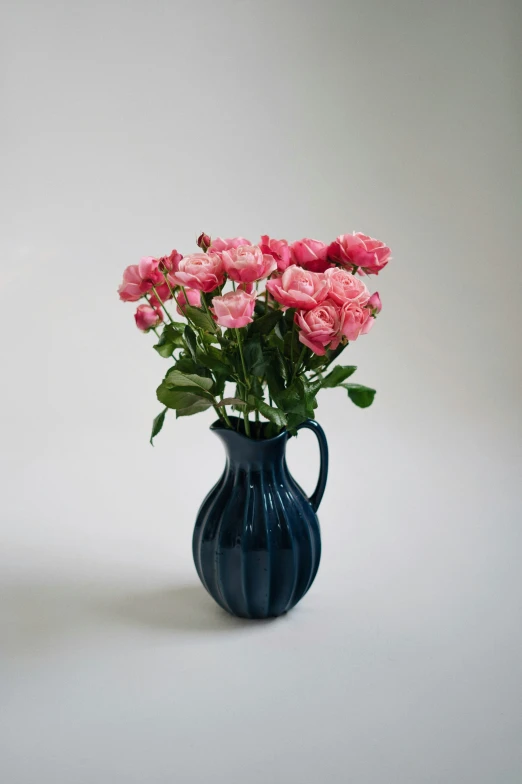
193 417 328 619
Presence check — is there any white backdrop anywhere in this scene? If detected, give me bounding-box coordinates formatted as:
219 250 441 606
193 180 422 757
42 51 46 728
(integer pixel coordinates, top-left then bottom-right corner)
1 1 521 783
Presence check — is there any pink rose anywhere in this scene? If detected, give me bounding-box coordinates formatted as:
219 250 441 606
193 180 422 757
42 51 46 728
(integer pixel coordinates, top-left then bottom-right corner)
138 256 164 284
169 253 225 293
197 232 211 252
118 257 164 301
208 237 252 252
324 267 370 306
367 291 382 314
221 245 277 283
134 304 163 331
175 287 202 315
340 301 374 341
211 289 257 329
266 266 329 310
259 235 293 272
118 265 144 302
327 233 391 275
295 300 342 356
290 238 331 272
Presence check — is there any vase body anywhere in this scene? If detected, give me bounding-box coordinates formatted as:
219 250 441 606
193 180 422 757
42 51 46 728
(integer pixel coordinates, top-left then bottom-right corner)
192 419 328 619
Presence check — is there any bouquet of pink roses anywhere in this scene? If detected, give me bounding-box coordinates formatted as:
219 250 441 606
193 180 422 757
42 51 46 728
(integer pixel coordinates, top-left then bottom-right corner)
118 232 390 441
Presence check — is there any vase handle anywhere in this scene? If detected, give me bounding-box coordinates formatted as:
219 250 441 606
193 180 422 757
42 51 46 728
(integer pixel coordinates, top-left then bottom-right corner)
295 420 329 513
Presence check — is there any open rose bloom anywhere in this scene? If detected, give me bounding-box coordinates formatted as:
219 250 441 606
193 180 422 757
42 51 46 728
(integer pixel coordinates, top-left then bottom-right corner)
118 230 390 440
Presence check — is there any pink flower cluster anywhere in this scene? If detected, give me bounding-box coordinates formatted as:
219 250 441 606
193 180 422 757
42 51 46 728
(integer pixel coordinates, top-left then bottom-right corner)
118 231 389 341
267 266 379 355
260 233 391 275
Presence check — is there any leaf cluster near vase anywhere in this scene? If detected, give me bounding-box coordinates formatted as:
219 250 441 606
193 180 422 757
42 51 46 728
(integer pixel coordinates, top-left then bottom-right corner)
118 230 391 618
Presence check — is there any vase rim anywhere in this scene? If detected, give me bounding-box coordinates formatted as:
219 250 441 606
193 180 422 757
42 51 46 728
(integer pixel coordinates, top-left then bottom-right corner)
210 416 292 444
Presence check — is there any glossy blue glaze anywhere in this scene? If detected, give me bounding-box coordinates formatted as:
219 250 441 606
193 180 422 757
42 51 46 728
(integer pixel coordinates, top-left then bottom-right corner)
193 418 328 619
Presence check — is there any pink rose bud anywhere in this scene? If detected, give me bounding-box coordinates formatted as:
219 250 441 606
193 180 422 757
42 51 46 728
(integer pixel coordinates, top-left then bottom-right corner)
118 257 165 301
367 291 382 314
168 252 225 293
340 301 374 341
325 267 370 306
159 249 183 272
295 300 342 356
134 304 163 331
208 237 252 252
290 238 331 273
210 289 257 329
221 245 277 283
259 235 293 272
176 287 202 315
266 266 329 310
327 233 391 275
197 232 211 252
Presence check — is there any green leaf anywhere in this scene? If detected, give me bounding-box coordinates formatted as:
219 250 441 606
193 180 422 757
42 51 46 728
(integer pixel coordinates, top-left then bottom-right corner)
196 346 230 375
274 378 317 420
274 381 306 416
169 354 212 379
243 337 267 376
183 325 198 361
153 325 185 357
170 355 197 374
302 376 321 403
283 328 301 361
321 365 357 388
249 309 283 335
175 398 213 417
266 355 286 399
164 369 214 397
150 408 167 445
184 305 217 332
250 398 287 427
157 382 210 410
286 411 308 434
274 320 287 341
200 331 220 345
154 339 176 359
250 377 264 398
343 383 376 408
164 321 186 332
284 308 297 327
216 397 245 407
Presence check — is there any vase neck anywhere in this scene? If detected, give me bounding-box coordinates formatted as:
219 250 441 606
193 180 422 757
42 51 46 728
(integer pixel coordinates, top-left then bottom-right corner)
211 422 289 468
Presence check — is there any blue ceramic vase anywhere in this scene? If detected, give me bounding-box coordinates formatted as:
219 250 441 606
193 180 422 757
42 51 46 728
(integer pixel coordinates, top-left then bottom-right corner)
192 417 328 619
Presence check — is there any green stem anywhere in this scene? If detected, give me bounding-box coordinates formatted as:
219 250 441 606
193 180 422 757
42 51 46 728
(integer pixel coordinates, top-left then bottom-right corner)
292 344 307 382
235 327 251 437
151 285 174 324
291 320 296 367
213 404 225 423
201 296 213 320
161 271 177 301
